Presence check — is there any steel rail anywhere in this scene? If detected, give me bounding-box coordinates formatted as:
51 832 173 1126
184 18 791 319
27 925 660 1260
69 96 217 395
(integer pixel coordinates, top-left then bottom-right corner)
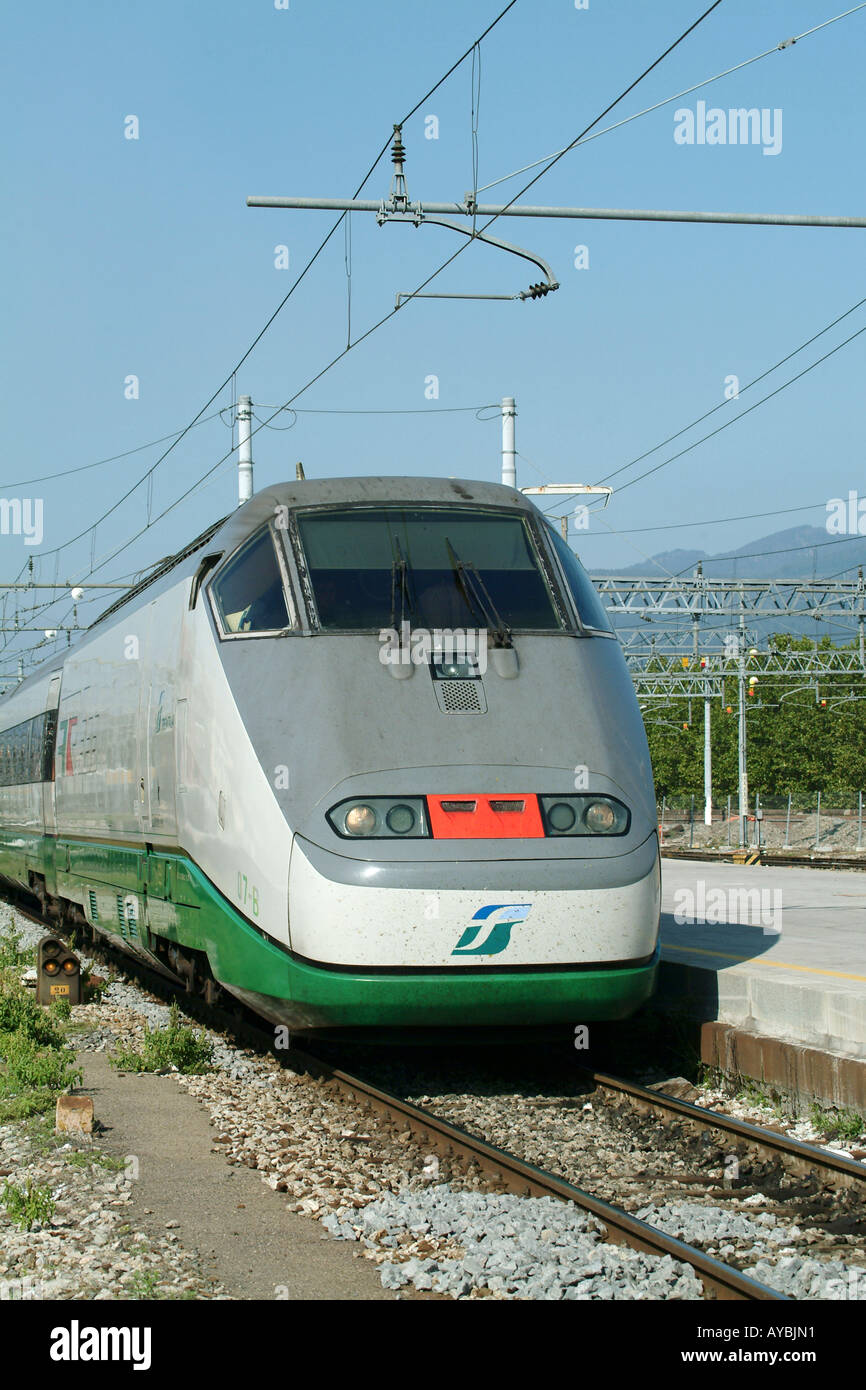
284 1045 785 1301
582 1069 866 1189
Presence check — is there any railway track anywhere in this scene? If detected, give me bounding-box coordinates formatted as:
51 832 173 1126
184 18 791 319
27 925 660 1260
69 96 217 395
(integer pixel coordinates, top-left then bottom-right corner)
6 883 865 1301
661 847 866 872
578 1068 866 1190
282 1045 784 1300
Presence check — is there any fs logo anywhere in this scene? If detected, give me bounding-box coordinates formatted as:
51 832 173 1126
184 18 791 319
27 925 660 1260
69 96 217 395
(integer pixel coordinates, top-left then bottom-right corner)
451 903 531 956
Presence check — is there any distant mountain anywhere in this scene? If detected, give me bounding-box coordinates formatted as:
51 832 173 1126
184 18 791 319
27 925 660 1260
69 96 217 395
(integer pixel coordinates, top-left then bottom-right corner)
588 526 866 581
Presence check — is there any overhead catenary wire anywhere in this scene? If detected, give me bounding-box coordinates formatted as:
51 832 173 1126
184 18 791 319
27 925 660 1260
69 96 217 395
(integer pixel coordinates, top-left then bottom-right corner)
2 2 524 643
256 402 500 415
672 531 866 577
576 501 828 535
230 2 730 483
0 409 227 490
597 294 866 488
61 0 728 591
474 3 866 195
8 0 864 681
521 447 828 535
605 320 866 499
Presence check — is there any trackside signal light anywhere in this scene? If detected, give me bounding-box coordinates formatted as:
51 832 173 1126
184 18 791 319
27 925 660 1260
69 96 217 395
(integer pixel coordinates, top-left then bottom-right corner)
37 936 80 1005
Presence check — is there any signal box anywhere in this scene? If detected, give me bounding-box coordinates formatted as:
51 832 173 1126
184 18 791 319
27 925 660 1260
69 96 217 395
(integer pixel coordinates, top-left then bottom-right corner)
36 936 81 1006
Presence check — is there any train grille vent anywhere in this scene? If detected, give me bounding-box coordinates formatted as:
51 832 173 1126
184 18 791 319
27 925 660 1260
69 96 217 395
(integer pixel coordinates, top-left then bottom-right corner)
115 894 138 940
87 890 99 923
435 679 487 714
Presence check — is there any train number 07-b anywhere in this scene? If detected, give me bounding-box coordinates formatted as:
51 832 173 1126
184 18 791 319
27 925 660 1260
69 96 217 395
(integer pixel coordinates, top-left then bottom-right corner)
236 872 260 917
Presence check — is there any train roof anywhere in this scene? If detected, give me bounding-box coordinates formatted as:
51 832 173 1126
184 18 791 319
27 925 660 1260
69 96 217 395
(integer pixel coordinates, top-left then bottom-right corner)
93 476 532 628
213 474 530 547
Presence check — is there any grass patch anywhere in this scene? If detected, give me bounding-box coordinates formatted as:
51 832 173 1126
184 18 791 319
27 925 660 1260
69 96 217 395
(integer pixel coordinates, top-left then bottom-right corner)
0 1090 58 1123
0 983 65 1049
0 1032 82 1094
125 1270 161 1300
1 1177 55 1231
0 919 34 972
809 1103 864 1141
110 1001 215 1075
49 997 72 1023
0 976 83 1121
735 1078 775 1109
22 1115 124 1170
63 1149 127 1172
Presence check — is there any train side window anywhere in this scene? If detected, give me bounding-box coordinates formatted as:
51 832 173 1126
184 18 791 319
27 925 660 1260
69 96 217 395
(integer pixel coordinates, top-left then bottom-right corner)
0 711 55 786
209 528 291 635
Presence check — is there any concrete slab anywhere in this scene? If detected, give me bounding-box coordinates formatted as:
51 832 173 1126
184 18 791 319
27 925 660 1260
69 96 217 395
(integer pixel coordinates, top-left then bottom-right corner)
658 858 866 1063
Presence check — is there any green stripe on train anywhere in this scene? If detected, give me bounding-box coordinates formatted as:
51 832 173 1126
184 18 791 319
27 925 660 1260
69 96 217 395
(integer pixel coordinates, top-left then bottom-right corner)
0 830 657 1027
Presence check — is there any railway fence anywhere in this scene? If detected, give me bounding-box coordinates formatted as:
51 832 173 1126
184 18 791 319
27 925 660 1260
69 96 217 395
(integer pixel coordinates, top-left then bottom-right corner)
658 790 866 854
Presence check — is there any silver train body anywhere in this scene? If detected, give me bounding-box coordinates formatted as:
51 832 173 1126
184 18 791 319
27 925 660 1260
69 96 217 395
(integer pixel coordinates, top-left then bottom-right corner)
0 477 660 1030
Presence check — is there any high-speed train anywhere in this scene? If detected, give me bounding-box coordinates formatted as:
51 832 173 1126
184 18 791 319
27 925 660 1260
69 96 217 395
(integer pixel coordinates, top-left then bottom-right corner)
0 477 660 1031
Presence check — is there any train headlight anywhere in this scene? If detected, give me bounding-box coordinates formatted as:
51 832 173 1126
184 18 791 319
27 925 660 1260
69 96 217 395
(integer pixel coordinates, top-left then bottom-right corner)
345 805 378 836
584 800 616 833
328 797 430 839
547 801 576 832
432 659 476 680
386 804 416 834
539 794 630 837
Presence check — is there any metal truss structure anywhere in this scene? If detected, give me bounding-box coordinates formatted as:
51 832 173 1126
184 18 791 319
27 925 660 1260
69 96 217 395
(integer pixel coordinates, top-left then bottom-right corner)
594 576 866 619
590 575 866 684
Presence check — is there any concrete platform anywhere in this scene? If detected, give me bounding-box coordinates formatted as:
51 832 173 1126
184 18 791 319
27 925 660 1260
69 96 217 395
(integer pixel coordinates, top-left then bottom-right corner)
657 858 866 1110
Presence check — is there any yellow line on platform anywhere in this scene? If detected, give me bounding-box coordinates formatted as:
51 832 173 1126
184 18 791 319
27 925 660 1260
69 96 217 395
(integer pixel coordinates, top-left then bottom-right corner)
661 942 866 983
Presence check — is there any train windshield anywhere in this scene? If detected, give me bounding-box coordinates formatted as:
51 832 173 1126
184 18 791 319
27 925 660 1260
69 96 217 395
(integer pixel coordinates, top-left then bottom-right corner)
295 507 563 632
546 525 613 634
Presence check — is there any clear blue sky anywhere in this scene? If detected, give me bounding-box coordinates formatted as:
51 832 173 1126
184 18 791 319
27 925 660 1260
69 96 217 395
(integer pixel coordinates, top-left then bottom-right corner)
2 0 865 671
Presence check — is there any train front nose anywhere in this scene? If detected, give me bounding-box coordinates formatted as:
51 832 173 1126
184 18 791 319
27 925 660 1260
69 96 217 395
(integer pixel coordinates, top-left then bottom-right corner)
288 826 660 970
287 761 660 974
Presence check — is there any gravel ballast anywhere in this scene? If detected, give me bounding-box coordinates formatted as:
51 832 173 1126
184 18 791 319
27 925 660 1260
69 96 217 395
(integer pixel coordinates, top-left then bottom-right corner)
324 1187 703 1300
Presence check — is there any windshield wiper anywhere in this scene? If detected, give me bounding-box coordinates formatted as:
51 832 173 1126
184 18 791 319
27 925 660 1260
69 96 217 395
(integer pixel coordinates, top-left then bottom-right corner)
389 537 415 630
444 539 512 649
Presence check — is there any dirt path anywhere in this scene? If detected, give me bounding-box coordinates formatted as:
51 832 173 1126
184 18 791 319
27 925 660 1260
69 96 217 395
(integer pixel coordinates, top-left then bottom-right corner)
78 1051 394 1301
